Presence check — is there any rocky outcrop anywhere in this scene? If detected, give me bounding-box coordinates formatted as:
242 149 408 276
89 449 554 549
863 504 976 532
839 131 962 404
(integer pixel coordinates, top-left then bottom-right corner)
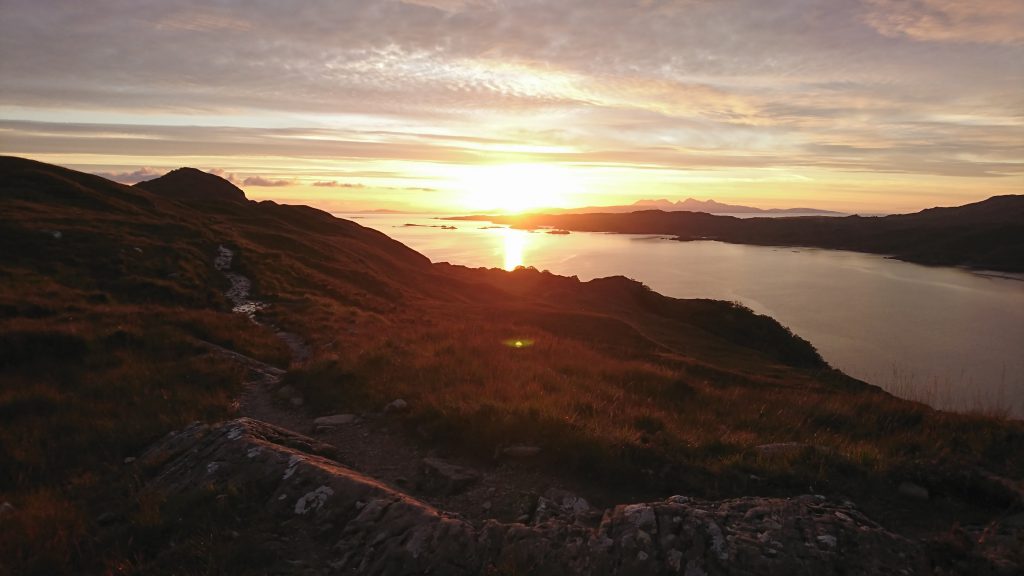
138 418 931 575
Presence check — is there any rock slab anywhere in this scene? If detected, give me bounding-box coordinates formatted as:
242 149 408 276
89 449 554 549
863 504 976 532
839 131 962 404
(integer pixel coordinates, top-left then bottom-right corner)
138 418 931 575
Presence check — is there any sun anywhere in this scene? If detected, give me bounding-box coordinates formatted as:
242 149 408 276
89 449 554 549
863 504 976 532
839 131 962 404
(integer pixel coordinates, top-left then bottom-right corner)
457 163 580 213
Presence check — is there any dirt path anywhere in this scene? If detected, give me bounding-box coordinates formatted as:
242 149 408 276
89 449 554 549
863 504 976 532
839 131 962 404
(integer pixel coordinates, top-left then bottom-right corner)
212 244 605 526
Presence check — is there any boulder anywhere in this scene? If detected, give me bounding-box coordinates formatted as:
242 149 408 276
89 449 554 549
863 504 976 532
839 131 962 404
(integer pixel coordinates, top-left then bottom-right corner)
275 385 298 399
384 398 408 414
418 457 481 495
313 414 357 426
502 445 542 458
534 488 597 526
898 481 930 501
0 501 15 521
135 418 933 575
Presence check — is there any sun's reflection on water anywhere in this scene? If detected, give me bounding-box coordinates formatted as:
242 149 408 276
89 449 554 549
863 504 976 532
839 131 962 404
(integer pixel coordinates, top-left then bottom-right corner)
500 227 529 271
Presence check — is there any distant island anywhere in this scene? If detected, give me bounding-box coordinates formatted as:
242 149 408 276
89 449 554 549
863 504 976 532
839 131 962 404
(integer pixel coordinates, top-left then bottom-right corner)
448 195 1024 272
547 197 845 216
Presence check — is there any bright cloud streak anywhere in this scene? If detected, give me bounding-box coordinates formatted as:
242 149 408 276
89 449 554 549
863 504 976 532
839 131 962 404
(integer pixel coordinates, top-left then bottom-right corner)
0 0 1021 213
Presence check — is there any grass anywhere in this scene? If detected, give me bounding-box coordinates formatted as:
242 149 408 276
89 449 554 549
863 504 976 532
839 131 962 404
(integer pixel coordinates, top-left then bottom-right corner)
0 295 288 574
273 288 1024 508
2 156 1022 573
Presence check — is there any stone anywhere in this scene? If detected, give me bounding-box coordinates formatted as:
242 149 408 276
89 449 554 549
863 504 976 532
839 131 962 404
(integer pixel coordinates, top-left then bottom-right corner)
276 385 299 400
137 418 933 575
816 535 838 548
898 481 930 501
502 445 542 458
96 511 121 526
123 456 136 464
313 414 357 426
294 486 334 515
0 501 14 521
418 457 481 495
534 488 596 525
384 398 408 413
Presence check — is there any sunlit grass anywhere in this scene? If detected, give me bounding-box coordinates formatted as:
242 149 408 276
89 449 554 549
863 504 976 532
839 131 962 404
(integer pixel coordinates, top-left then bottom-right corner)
276 285 1024 501
2 157 1021 574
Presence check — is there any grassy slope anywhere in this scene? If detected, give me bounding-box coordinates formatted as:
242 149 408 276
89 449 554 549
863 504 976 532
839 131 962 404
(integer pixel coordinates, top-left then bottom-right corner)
1 156 1021 574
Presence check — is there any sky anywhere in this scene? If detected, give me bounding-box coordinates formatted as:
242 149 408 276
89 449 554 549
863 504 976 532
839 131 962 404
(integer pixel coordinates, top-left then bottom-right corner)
1 0 1021 214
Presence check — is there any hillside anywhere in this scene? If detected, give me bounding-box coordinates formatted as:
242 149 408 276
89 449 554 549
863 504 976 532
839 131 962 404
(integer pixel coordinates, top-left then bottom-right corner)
449 195 1024 272
1 157 1022 574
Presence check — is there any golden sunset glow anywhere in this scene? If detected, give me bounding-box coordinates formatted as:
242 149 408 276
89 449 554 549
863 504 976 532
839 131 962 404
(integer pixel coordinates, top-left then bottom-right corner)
1 1 1021 214
458 163 580 213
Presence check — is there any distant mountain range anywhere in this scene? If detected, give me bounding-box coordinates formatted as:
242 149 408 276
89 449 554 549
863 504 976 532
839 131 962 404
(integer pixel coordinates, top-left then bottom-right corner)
449 195 1024 272
548 198 844 216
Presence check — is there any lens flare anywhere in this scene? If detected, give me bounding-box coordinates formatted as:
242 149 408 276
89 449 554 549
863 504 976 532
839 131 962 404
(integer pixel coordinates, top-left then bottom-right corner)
502 338 534 349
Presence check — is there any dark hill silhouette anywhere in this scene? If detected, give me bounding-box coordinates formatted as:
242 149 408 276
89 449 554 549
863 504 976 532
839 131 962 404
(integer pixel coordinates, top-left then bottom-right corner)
450 195 1024 272
135 167 248 204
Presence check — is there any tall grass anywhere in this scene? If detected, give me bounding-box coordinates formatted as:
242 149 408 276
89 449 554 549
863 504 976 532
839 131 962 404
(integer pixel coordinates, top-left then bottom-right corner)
881 363 1020 421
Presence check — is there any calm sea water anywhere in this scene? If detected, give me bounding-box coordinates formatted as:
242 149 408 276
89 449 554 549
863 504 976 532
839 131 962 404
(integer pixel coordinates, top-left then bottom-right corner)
347 214 1024 419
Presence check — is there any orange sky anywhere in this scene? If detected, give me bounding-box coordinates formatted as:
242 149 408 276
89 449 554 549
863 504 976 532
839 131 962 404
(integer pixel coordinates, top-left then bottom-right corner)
1 1 1021 214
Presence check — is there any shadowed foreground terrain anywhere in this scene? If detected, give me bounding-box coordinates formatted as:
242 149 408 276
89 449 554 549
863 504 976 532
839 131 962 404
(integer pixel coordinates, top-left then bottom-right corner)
449 196 1024 272
1 156 1022 574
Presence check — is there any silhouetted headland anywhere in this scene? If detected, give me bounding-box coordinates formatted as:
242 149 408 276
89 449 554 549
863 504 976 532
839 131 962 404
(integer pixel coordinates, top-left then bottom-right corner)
449 195 1024 272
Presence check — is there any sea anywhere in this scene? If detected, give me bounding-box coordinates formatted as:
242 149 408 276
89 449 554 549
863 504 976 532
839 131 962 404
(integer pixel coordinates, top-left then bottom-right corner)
342 213 1024 419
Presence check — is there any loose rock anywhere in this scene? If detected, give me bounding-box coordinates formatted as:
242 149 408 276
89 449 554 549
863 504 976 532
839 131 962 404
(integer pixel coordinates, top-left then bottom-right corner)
383 398 408 413
276 385 298 398
502 445 542 458
313 414 357 426
534 488 596 525
898 481 930 501
418 457 481 495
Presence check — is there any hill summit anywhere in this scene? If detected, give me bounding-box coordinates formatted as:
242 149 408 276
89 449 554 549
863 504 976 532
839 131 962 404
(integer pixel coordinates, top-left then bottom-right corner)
135 167 248 204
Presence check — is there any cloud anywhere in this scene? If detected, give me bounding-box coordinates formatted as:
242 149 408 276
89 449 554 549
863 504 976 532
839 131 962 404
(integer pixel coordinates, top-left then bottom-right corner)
0 1 1020 211
314 181 365 188
155 8 253 33
398 0 482 12
242 175 295 187
93 167 162 184
864 0 1024 44
206 168 241 185
4 118 1021 180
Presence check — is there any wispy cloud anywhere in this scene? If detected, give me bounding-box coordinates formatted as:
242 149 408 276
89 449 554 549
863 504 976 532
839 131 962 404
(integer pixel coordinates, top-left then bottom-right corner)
864 0 1024 44
314 181 365 188
0 0 1020 211
206 168 241 185
242 176 294 187
93 167 162 184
